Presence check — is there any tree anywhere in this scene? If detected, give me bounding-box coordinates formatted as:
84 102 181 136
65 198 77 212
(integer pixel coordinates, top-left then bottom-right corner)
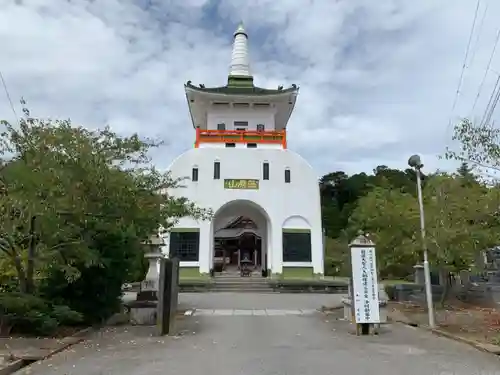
446 118 500 178
348 173 500 302
348 186 421 279
319 166 417 238
456 162 477 186
0 103 212 326
457 161 474 178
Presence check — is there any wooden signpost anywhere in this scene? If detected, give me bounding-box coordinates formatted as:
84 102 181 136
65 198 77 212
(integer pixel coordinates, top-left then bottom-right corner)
349 234 380 335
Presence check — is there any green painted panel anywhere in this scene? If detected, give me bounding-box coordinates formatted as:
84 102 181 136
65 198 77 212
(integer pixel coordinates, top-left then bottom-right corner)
282 228 311 233
179 267 202 279
282 267 314 279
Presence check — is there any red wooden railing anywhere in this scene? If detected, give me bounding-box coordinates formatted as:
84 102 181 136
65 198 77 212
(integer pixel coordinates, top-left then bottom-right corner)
195 128 287 148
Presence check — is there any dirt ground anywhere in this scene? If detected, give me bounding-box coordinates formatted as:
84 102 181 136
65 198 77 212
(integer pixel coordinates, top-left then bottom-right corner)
389 301 500 344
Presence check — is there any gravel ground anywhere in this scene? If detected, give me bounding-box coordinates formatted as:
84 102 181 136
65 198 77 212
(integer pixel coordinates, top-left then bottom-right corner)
17 293 500 375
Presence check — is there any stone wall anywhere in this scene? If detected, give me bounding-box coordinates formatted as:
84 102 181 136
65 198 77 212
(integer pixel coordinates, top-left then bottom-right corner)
389 255 500 306
390 280 500 307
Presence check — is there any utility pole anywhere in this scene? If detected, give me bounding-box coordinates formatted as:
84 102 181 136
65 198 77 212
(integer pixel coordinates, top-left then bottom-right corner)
26 215 37 294
408 154 436 329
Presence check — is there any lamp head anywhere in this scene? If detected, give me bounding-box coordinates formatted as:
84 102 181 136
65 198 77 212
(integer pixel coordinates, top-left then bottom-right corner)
408 154 423 169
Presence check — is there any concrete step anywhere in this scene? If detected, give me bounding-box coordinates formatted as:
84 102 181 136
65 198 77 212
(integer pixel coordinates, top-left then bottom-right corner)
213 281 270 287
214 279 269 284
213 284 270 289
214 283 269 286
214 275 264 279
212 274 274 293
213 281 271 288
212 280 274 293
210 289 276 293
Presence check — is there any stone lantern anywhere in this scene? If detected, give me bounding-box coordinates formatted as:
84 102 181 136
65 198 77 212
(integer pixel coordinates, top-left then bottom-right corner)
137 234 165 301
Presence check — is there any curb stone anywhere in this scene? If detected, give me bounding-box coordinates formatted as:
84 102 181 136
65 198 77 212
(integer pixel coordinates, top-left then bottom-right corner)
0 360 24 375
430 328 500 355
10 326 96 375
41 326 96 359
319 305 343 313
388 312 500 356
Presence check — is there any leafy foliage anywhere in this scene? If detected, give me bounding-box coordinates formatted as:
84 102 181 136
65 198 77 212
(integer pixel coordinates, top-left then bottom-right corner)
0 292 82 336
348 172 500 279
348 186 421 278
319 166 419 239
320 151 500 284
446 118 500 178
0 102 211 331
323 237 350 277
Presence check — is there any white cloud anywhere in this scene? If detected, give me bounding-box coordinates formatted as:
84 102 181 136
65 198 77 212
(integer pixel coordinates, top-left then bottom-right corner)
0 0 499 177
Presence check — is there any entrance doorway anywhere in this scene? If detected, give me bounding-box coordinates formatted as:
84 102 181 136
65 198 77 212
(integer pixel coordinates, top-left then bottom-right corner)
214 231 263 273
211 200 270 277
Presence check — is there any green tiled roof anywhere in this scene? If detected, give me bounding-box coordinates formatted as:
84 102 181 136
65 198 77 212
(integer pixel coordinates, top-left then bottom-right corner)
185 81 298 96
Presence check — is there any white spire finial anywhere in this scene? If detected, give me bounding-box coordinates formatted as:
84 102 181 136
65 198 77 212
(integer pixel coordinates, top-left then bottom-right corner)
229 22 251 77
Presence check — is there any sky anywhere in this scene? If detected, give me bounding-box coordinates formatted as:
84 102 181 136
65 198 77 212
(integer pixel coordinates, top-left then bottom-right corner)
1 0 500 176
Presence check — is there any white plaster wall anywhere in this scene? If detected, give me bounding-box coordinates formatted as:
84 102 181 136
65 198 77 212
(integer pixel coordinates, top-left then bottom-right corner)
165 147 324 274
206 108 275 131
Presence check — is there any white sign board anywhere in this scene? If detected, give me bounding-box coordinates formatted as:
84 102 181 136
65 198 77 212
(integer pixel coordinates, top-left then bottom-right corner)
351 246 380 323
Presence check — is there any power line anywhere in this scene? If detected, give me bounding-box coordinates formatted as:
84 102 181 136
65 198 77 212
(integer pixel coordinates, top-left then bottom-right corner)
450 0 481 115
481 73 500 127
470 28 500 115
479 74 499 126
487 87 500 126
468 0 489 67
0 70 19 125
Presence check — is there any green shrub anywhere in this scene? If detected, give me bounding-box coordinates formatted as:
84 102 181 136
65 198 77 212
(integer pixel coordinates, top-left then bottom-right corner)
0 277 19 293
22 310 59 336
384 284 396 301
40 229 142 324
51 304 85 325
0 292 82 336
324 256 351 277
324 257 340 276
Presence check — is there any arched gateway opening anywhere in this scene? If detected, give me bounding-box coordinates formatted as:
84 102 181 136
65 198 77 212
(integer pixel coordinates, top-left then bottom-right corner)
211 200 271 277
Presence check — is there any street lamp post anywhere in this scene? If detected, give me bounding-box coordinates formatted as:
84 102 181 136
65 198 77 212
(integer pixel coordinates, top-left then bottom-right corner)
408 154 436 328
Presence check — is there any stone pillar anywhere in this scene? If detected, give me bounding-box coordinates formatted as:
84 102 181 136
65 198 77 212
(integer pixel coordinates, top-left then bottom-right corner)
458 269 471 286
413 264 425 285
198 224 211 274
311 227 324 274
271 227 283 275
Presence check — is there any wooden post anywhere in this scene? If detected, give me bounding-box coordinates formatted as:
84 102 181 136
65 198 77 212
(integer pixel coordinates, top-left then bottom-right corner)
157 258 179 336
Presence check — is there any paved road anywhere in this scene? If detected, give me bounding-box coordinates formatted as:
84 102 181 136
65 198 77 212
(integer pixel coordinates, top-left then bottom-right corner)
19 293 500 375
